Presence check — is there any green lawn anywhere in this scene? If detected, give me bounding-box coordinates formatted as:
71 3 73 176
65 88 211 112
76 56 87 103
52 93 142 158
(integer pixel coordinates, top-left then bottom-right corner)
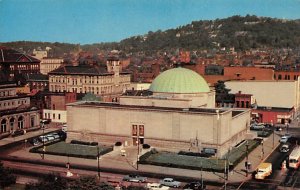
31 141 113 159
139 139 260 172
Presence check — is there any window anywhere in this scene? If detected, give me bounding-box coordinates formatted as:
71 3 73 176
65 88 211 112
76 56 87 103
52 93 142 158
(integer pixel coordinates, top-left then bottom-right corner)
58 114 61 120
1 119 7 133
53 114 55 119
236 101 240 107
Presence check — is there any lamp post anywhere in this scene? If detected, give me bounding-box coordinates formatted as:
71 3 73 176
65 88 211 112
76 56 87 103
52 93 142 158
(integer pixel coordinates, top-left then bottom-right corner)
261 140 264 160
97 145 100 179
137 134 140 170
245 140 249 177
271 120 274 148
42 122 45 160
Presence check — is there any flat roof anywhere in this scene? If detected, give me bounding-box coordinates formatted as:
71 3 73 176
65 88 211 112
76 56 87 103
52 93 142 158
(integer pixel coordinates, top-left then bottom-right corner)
68 101 229 115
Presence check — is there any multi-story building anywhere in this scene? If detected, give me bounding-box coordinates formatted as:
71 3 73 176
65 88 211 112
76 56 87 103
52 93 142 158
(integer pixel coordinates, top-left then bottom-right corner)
0 47 40 84
0 82 40 139
40 58 64 75
225 80 300 124
48 57 131 101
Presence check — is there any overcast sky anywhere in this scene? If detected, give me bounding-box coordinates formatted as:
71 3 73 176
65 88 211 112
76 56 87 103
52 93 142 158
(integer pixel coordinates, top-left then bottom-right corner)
1 0 300 44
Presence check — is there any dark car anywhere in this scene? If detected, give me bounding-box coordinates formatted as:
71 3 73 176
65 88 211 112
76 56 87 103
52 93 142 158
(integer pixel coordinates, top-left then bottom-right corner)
11 129 24 137
183 182 206 190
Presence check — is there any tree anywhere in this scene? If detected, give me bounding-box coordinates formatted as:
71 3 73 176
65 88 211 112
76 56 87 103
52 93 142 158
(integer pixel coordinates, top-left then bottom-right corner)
0 161 16 188
82 92 101 101
25 173 67 190
215 81 231 94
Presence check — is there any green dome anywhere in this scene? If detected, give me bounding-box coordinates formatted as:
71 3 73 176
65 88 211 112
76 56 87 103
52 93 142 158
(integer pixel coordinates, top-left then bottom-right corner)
149 67 210 93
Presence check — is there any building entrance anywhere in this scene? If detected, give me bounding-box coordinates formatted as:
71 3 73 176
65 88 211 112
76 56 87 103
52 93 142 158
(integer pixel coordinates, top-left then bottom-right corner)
132 124 144 146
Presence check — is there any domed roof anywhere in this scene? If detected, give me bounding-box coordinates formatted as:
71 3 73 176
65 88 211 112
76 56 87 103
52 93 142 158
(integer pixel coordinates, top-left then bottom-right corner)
149 67 210 93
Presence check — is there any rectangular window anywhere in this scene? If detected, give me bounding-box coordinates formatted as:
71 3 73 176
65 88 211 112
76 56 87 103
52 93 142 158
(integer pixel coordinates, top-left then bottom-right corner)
132 125 137 136
58 114 61 120
53 114 55 119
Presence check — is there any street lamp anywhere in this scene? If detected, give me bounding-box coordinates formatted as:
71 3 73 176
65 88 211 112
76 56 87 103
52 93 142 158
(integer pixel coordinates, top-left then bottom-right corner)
41 121 45 160
245 140 249 177
97 145 100 179
261 140 264 160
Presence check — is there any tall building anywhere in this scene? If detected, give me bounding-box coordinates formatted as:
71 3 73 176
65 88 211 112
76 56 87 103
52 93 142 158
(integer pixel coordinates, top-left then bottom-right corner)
48 57 131 101
40 58 64 75
0 82 40 139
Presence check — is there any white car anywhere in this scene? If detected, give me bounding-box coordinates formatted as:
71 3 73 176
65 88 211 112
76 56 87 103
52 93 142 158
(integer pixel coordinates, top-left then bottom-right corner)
146 183 170 190
159 178 181 188
38 136 49 143
279 134 292 143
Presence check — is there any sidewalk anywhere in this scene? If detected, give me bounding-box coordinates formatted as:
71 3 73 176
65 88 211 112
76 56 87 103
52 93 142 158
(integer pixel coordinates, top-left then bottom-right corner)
1 131 281 184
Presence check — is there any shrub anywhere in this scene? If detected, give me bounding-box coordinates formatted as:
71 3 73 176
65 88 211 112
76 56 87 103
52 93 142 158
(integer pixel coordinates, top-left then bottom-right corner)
142 144 150 149
90 142 98 146
115 142 122 146
178 151 212 158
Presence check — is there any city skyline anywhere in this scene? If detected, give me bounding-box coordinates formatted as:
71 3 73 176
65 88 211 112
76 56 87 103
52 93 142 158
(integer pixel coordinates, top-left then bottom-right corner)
1 0 300 44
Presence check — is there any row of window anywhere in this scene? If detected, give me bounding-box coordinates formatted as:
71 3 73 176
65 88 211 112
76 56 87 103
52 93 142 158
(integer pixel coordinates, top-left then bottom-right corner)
236 101 250 108
10 64 39 70
275 74 299 80
0 99 28 109
0 116 28 133
44 113 61 120
0 90 15 97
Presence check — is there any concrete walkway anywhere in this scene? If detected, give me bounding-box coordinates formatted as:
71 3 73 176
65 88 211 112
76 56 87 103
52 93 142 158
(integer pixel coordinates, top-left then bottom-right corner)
0 127 282 184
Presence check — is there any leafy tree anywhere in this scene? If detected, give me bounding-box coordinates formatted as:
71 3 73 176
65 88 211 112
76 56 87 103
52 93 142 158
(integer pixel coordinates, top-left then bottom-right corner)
0 161 16 188
25 173 67 190
215 80 231 94
82 92 101 101
69 176 104 190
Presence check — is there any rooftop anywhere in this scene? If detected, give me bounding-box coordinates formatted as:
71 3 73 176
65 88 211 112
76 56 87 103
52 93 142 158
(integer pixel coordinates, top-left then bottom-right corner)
0 46 40 63
68 101 231 115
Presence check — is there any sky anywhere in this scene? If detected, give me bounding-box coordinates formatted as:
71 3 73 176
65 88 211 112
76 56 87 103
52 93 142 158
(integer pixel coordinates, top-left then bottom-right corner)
1 0 300 44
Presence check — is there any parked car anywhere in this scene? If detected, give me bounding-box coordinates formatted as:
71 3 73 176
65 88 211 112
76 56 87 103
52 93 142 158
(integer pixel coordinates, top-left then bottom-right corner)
49 133 60 139
45 135 55 141
250 123 265 130
123 174 147 183
146 183 170 190
29 138 40 146
11 129 24 137
183 182 206 190
38 135 49 143
279 144 290 153
279 134 292 143
40 119 51 125
159 178 181 188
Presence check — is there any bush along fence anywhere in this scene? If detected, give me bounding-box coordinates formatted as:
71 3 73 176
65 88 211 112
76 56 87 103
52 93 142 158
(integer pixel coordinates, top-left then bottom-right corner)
30 141 113 159
139 139 260 173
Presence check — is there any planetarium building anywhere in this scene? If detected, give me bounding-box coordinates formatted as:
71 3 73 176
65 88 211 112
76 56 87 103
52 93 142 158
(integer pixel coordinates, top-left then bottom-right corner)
67 68 250 157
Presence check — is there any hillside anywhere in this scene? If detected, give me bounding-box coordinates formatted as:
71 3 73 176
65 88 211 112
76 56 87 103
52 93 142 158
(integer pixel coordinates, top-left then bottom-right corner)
1 15 300 56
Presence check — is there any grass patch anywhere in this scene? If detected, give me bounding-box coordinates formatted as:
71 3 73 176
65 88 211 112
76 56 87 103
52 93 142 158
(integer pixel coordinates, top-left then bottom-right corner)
30 141 113 159
139 139 260 173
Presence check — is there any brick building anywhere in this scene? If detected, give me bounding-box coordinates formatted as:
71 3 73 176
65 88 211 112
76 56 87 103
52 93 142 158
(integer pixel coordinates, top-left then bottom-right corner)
0 47 40 84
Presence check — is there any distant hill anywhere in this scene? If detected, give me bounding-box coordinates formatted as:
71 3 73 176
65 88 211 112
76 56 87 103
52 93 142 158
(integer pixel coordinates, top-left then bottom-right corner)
1 15 300 56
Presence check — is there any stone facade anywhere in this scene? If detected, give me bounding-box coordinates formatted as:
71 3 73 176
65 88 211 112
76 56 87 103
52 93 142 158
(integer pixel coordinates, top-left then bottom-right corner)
49 58 131 101
0 82 40 139
67 102 250 157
